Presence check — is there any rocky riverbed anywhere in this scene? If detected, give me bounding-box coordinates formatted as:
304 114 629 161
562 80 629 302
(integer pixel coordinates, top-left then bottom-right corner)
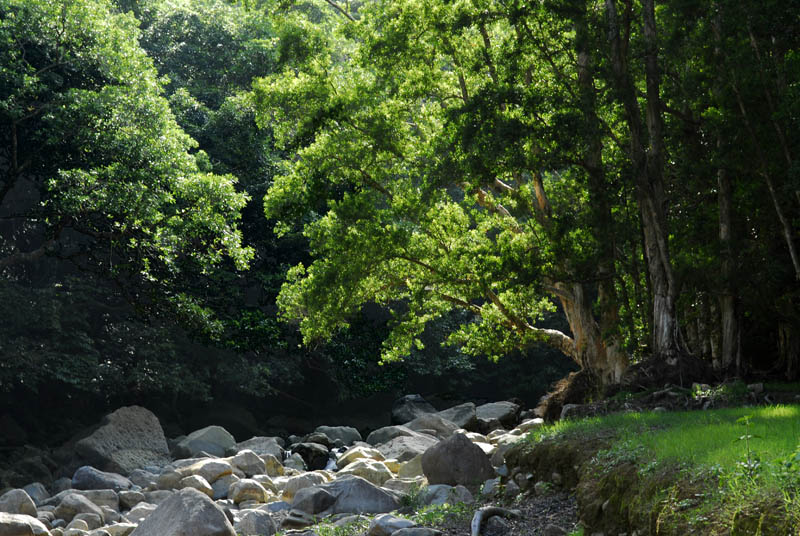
0 395 581 536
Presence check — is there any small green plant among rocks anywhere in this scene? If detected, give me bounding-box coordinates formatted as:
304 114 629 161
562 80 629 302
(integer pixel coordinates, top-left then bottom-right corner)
691 381 749 404
410 501 475 527
399 482 425 510
313 517 371 536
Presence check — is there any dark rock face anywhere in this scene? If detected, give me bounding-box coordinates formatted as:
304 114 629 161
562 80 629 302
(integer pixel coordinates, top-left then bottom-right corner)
291 486 336 515
291 443 330 471
72 466 132 492
476 402 520 433
437 403 478 431
391 395 436 425
421 433 495 486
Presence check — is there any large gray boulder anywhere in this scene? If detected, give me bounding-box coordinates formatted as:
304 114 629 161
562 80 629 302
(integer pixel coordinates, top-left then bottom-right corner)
284 476 399 517
230 450 265 478
129 488 235 536
320 475 400 515
281 473 327 501
337 459 393 487
42 489 119 511
73 406 170 476
391 395 436 425
228 479 268 505
376 435 438 463
175 458 233 484
475 402 520 433
0 490 36 517
126 502 158 524
404 414 458 440
437 403 478 431
233 510 277 536
290 487 336 515
421 433 494 486
174 426 236 458
419 484 473 506
314 426 362 446
0 512 51 536
53 493 105 524
232 437 284 459
366 426 431 446
367 514 416 536
72 466 132 492
20 485 47 508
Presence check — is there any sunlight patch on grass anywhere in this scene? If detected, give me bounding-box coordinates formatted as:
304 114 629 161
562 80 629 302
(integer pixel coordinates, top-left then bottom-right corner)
527 405 800 474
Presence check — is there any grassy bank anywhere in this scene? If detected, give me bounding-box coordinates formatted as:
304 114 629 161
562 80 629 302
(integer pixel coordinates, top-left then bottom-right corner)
519 405 800 534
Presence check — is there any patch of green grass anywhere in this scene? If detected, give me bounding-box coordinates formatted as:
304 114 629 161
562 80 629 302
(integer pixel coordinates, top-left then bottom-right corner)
528 405 800 473
409 501 474 527
306 516 371 536
526 404 800 533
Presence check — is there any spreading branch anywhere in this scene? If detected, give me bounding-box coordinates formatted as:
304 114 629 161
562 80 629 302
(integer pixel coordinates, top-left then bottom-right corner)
323 0 355 22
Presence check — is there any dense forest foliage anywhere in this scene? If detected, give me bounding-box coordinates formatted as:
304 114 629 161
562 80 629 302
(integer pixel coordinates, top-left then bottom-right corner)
0 0 798 438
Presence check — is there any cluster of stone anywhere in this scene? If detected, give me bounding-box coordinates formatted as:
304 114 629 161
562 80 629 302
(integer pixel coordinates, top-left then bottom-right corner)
0 397 544 536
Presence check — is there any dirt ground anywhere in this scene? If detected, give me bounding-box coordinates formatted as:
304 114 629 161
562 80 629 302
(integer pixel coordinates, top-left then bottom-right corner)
430 491 580 536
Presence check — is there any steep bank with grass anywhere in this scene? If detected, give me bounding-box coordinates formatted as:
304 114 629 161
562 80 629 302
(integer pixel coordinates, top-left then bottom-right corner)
506 405 800 535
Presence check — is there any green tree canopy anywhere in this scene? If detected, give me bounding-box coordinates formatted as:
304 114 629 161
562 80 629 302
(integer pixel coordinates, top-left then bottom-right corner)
256 0 799 383
0 0 254 396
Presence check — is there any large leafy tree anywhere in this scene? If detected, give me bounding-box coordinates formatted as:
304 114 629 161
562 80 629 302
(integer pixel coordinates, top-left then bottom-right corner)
256 0 635 384
257 0 799 385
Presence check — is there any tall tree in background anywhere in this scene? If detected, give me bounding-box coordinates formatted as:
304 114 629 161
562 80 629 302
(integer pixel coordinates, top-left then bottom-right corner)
0 0 253 400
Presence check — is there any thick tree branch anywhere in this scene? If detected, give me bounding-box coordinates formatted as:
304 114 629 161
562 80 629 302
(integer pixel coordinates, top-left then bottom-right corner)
434 291 482 315
0 239 58 270
478 22 498 85
323 0 355 22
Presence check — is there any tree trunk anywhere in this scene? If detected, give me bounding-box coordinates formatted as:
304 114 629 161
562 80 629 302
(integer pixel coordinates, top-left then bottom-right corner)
779 322 800 381
605 0 681 362
685 306 698 354
717 163 740 372
574 8 628 383
555 282 627 384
